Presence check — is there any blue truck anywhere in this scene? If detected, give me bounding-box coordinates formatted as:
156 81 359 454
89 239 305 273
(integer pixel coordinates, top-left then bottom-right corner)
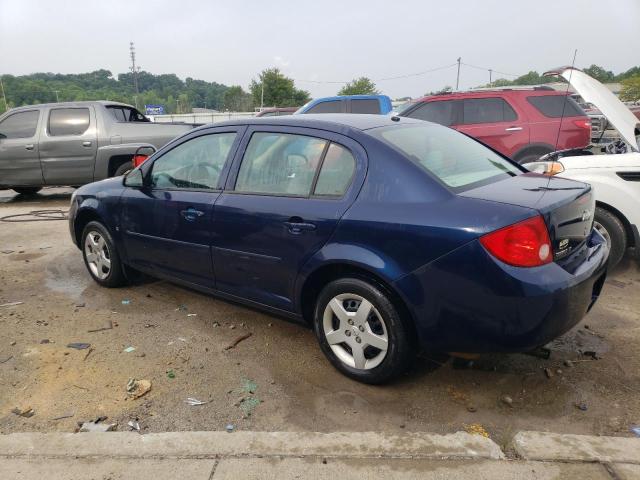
295 95 393 115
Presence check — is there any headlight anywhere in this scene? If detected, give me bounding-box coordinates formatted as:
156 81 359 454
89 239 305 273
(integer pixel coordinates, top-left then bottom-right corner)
524 161 565 176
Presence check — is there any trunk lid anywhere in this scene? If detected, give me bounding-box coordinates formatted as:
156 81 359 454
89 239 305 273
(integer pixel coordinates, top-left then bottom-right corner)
460 173 595 260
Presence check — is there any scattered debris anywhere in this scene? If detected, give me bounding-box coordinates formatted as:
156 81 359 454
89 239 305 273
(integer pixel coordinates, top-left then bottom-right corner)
224 332 253 351
39 245 52 250
185 397 208 406
226 423 235 433
51 412 75 421
83 348 95 361
178 337 187 342
123 346 136 353
9 341 16 346
144 323 157 328
75 302 86 308
88 321 113 333
166 370 175 379
582 351 601 360
0 355 13 364
0 301 23 308
574 402 588 411
631 427 640 437
241 378 257 394
11 406 35 418
229 325 236 330
175 304 187 312
126 379 152 399
128 420 140 431
40 339 50 344
464 423 489 438
564 359 574 368
121 299 130 305
1 250 14 254
78 420 116 432
187 313 197 317
466 405 477 413
67 342 91 350
500 395 514 407
72 384 90 391
212 322 220 328
544 367 554 379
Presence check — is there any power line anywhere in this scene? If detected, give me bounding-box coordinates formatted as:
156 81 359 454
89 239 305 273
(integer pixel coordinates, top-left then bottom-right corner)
461 62 519 78
294 63 459 84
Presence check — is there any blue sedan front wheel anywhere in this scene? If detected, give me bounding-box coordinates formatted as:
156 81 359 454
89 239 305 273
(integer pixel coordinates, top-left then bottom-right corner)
313 278 414 384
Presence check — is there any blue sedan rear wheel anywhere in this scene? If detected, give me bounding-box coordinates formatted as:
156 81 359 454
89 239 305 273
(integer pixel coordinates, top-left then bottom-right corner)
313 278 413 384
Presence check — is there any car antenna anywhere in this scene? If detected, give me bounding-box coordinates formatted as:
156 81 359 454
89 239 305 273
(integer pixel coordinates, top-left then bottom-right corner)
552 49 578 154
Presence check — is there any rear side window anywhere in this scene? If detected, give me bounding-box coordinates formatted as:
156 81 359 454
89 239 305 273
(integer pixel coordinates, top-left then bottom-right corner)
305 101 342 114
527 95 585 118
371 124 521 192
406 100 458 126
150 133 237 190
48 108 90 136
462 98 517 124
236 133 328 195
0 110 39 139
314 143 356 196
350 99 380 114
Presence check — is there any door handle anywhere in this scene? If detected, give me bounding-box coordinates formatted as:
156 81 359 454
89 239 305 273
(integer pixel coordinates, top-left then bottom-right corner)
284 220 316 235
505 127 523 132
82 141 92 147
180 207 205 222
25 144 35 150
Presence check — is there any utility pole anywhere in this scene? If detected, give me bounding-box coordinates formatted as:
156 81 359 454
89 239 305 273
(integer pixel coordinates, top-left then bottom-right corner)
260 81 264 110
129 42 140 108
0 76 7 112
489 69 493 87
456 57 461 90
54 90 60 102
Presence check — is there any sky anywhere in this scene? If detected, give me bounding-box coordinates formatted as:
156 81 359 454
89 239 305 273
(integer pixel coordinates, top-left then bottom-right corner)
1 0 638 99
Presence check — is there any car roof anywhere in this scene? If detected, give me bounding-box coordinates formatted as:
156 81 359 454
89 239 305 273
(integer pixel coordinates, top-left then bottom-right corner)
199 113 425 132
8 100 134 112
412 88 569 103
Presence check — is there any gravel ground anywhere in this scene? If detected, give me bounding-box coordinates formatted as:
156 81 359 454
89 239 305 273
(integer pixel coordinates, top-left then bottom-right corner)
0 187 639 448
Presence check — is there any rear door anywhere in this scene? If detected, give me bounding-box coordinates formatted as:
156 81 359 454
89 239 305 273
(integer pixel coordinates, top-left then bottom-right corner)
119 127 242 286
456 97 529 158
211 126 365 311
39 106 98 185
0 109 44 187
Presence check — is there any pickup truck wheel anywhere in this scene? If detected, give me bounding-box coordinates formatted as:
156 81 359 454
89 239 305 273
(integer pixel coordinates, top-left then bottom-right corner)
114 163 132 177
594 207 627 269
81 221 127 287
12 187 42 195
313 278 414 384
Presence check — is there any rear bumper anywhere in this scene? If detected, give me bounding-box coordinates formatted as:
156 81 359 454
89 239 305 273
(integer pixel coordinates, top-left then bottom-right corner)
394 230 609 353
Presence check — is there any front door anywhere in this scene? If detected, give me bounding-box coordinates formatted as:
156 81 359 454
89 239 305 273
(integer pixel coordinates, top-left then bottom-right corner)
0 109 44 187
38 106 98 185
120 129 241 287
212 126 364 311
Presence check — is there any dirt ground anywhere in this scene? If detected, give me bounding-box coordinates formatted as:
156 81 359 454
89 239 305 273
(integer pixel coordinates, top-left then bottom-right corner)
1 187 639 448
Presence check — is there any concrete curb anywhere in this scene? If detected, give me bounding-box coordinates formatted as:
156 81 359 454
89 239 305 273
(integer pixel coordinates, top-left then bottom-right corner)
513 431 640 464
0 431 505 460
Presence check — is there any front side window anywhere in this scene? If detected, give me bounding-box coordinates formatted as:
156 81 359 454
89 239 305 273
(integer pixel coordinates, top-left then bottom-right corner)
350 99 380 114
0 110 39 139
305 101 342 114
314 143 356 196
48 108 90 136
406 100 458 126
150 132 236 190
235 132 327 195
462 98 517 124
371 124 521 192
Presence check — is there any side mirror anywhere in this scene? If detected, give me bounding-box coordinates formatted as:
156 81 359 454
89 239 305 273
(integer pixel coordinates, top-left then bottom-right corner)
0 133 6 140
123 168 144 188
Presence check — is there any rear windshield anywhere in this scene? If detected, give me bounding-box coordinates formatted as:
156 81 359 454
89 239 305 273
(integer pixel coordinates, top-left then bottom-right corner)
527 95 585 118
370 124 522 192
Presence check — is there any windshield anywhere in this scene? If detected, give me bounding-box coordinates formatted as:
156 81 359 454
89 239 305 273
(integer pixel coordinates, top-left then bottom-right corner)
371 123 522 192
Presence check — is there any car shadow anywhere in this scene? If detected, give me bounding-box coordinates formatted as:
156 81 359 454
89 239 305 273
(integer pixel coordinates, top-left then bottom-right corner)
0 187 74 204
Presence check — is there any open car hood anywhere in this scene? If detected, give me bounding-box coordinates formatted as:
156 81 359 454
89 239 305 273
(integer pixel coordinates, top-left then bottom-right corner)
544 67 639 152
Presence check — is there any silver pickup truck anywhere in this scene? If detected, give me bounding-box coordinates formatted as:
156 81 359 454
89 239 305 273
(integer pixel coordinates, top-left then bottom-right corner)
0 101 194 194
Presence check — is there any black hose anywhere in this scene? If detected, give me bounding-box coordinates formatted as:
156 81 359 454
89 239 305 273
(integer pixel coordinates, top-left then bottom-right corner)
0 209 69 222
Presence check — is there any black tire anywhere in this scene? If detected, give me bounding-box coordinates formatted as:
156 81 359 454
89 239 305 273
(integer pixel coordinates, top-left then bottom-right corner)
594 207 627 269
113 162 132 177
12 187 42 195
81 221 127 287
313 278 414 384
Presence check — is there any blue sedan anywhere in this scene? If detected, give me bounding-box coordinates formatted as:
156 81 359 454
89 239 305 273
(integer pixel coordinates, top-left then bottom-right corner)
69 114 608 383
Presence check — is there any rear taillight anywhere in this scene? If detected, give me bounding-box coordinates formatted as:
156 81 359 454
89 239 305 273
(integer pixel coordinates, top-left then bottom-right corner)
480 215 552 267
573 119 591 130
133 154 149 168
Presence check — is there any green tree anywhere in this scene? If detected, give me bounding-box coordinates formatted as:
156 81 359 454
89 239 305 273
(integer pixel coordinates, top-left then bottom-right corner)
583 64 615 83
224 85 253 111
424 85 452 96
338 77 379 95
620 75 640 102
250 68 310 108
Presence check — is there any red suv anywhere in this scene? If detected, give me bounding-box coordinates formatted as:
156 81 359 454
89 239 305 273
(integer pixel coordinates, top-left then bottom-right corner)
397 87 591 163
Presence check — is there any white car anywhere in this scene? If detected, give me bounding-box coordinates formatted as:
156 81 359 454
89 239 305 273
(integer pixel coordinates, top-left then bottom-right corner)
526 67 640 268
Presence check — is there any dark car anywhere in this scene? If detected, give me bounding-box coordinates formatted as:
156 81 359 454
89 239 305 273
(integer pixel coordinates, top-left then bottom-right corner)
397 88 592 163
69 114 608 384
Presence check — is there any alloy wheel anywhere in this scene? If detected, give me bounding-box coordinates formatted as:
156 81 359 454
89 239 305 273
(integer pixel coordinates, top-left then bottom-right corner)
84 230 112 280
322 293 389 370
